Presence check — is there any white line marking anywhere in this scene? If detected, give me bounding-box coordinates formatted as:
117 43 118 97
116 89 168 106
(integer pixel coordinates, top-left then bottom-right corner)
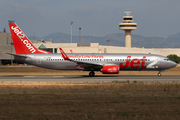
23 76 35 77
53 76 64 78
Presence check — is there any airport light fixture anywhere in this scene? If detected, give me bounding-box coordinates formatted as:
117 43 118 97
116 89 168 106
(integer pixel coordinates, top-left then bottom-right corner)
71 21 73 43
107 40 111 46
79 27 81 43
8 20 15 23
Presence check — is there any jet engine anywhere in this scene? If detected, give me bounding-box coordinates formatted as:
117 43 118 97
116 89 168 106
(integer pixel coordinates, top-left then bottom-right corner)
101 65 119 74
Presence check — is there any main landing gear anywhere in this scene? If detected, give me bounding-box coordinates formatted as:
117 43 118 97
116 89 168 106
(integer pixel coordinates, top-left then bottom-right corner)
158 71 161 77
89 71 95 77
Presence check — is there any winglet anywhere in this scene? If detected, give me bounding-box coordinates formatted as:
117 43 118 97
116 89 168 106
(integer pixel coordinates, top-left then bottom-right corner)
59 48 70 60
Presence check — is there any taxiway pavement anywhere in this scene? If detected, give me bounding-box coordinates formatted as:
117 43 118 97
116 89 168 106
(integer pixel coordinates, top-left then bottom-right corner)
0 75 179 83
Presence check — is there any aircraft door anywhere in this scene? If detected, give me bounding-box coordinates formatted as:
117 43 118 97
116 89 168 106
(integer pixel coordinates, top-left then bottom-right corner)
156 59 160 68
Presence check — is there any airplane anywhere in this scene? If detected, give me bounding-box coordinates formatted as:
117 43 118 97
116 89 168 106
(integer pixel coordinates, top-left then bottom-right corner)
7 21 177 77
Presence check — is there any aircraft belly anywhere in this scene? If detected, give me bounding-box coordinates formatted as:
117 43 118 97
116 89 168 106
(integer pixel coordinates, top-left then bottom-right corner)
40 61 77 70
57 62 77 70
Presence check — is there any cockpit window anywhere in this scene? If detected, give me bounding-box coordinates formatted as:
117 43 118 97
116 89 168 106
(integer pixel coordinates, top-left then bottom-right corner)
164 59 169 61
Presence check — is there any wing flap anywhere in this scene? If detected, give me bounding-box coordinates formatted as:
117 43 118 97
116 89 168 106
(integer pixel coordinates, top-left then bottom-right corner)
76 61 103 68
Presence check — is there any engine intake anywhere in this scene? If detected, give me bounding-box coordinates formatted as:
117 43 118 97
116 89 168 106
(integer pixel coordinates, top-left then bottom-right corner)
101 65 119 74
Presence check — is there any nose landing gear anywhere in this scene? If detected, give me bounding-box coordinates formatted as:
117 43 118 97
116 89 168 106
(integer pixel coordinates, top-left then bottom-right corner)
158 71 161 77
89 71 95 77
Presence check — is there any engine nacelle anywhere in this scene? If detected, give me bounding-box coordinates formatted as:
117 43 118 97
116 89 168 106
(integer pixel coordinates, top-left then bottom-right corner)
101 65 119 74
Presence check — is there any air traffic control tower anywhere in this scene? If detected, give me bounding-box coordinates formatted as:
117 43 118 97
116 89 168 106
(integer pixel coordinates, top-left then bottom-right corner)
119 11 137 48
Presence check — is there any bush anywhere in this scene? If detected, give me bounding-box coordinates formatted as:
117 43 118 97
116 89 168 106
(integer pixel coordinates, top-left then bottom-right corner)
167 54 180 63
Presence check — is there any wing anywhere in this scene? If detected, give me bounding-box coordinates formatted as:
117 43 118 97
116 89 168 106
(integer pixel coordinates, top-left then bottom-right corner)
76 61 103 68
59 48 103 69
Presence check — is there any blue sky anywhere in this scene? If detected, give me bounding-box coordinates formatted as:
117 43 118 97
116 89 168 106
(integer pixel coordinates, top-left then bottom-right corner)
0 0 180 38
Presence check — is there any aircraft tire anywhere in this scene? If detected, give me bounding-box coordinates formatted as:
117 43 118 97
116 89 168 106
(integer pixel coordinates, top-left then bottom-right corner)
89 71 95 77
158 72 161 77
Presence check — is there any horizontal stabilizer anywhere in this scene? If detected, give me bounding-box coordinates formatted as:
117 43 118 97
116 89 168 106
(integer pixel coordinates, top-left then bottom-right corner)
6 53 27 58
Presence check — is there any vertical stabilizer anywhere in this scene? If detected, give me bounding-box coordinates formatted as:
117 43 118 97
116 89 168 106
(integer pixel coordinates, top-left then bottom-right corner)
8 21 51 54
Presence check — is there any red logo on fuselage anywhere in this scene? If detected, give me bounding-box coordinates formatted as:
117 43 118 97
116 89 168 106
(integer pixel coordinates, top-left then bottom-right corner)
119 56 146 68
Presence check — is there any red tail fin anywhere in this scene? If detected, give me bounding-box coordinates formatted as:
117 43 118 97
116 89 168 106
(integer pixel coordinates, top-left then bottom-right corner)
8 21 51 54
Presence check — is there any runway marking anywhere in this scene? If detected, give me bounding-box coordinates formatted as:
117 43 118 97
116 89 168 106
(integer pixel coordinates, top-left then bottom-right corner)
53 76 64 78
23 76 35 77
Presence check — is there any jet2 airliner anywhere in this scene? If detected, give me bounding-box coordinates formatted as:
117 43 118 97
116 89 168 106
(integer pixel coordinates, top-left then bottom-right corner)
7 21 177 77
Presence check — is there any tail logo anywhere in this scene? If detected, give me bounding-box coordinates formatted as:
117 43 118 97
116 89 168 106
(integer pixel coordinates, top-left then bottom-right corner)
11 26 36 53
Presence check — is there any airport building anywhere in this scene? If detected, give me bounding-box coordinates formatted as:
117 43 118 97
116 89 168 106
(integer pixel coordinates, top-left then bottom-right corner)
119 11 137 48
1 32 180 64
31 42 180 56
0 32 14 64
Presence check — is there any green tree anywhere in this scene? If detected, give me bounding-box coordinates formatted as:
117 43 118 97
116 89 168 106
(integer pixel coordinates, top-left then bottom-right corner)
167 54 180 63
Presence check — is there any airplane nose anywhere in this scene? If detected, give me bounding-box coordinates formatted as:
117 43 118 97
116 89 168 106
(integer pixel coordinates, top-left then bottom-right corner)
171 61 177 68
